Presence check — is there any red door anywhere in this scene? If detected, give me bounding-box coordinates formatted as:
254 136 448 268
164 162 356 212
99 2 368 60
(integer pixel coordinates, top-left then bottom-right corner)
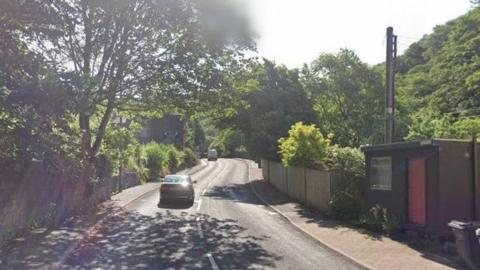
408 158 426 225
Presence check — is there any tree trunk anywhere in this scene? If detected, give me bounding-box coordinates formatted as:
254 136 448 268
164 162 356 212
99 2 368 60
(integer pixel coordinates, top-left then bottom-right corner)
79 113 92 159
90 94 115 157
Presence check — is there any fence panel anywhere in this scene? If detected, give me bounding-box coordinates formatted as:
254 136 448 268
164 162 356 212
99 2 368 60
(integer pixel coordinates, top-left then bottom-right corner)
269 162 287 193
287 166 306 204
305 168 331 211
261 160 269 182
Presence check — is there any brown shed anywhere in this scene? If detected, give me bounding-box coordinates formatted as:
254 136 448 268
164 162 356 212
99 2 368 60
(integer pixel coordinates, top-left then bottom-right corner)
362 139 479 238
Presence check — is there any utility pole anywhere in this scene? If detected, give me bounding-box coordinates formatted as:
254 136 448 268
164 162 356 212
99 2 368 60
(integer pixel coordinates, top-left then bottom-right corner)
385 26 397 143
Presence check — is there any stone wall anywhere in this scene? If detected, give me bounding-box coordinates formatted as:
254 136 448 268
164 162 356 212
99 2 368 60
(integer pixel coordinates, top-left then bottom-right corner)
0 161 139 244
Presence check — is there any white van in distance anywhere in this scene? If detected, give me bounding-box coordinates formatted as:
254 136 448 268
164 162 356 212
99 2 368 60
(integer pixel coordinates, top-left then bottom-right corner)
207 149 218 161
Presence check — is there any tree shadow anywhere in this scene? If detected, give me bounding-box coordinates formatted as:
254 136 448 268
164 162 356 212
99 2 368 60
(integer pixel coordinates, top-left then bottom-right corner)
204 183 263 206
63 210 281 269
1 205 281 269
0 202 121 268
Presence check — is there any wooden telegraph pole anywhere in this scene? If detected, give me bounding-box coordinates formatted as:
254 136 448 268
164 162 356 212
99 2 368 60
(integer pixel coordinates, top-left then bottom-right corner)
385 26 397 143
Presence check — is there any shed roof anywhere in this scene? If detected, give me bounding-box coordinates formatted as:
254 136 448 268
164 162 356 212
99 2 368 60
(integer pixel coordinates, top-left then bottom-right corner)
361 139 472 152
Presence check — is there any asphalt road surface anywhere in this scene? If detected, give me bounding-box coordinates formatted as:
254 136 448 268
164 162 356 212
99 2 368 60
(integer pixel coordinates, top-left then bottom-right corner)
5 159 361 269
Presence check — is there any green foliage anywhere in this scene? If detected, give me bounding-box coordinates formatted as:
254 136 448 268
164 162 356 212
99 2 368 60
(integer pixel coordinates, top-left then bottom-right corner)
278 122 330 168
406 109 480 140
326 146 365 177
1 0 254 176
405 109 453 140
101 120 141 173
209 129 243 157
95 154 114 180
304 49 384 147
449 118 480 138
166 145 182 171
359 205 399 234
144 142 169 181
397 7 480 139
186 119 206 151
142 142 196 180
212 60 317 160
183 148 199 167
328 191 363 221
0 4 81 173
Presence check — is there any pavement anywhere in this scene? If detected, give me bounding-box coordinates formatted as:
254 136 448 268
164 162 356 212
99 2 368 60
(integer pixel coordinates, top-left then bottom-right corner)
246 161 467 270
0 158 361 269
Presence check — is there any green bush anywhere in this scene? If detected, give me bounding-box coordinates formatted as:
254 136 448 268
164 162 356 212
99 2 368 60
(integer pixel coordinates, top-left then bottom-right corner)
278 122 330 168
328 191 363 221
359 205 399 234
183 148 199 167
144 142 168 181
326 146 365 177
166 144 181 170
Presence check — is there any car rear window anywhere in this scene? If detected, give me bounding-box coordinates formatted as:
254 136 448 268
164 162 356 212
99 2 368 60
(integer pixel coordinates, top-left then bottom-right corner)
163 175 190 184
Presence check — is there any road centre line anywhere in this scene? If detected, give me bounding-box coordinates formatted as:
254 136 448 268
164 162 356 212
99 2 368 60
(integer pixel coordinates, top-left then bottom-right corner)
197 222 204 239
195 160 228 212
196 199 202 211
207 253 219 270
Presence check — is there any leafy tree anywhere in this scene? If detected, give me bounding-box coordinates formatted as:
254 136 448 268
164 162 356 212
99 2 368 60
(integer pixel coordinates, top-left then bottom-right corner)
304 49 384 147
397 7 480 139
404 109 452 140
406 112 480 140
278 122 330 168
0 1 79 172
6 0 254 169
101 117 141 174
209 129 243 157
186 118 206 151
213 60 317 160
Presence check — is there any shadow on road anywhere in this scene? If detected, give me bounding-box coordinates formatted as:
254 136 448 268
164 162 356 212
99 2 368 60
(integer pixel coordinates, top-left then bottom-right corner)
63 210 280 269
1 203 281 269
204 180 264 206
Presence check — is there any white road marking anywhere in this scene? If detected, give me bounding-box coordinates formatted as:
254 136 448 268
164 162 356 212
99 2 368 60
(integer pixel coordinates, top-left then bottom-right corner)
195 160 228 213
207 253 219 270
196 199 202 211
196 217 204 239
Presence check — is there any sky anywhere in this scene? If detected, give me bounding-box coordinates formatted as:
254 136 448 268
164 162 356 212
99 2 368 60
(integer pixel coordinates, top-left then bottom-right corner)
244 0 473 68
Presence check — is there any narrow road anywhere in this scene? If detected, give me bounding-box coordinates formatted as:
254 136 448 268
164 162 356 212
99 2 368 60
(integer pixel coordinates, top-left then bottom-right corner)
3 159 360 269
